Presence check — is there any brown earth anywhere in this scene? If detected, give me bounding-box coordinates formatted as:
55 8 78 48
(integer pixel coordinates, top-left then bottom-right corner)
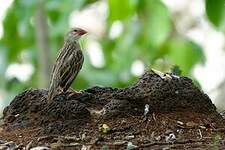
0 70 225 149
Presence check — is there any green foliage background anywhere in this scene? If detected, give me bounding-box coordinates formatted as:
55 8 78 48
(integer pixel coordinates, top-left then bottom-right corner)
0 0 224 106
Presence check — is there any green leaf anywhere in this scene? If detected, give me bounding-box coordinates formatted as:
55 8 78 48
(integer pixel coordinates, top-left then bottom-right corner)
167 37 205 75
108 0 137 22
1 0 35 62
0 47 7 88
138 0 171 49
1 5 21 62
206 0 225 32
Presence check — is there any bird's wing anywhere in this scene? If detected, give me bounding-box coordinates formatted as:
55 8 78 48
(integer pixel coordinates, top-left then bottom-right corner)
59 50 84 91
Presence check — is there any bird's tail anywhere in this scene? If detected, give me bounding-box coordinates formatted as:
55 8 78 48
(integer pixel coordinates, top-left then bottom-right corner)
48 81 62 102
47 88 54 102
47 82 56 102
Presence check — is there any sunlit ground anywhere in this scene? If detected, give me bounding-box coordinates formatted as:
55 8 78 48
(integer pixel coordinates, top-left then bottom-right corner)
0 0 225 113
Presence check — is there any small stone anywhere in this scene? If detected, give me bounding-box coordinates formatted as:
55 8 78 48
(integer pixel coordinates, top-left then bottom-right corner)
99 124 111 134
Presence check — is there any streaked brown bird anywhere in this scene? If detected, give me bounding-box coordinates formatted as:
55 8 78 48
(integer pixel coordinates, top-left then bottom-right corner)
48 27 87 101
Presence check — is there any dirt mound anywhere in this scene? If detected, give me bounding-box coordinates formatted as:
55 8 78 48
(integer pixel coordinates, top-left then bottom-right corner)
1 70 224 149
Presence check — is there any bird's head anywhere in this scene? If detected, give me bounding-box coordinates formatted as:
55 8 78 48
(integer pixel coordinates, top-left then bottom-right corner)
65 27 87 43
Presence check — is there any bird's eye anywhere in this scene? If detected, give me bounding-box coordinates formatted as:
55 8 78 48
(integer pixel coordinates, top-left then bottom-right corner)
73 29 77 32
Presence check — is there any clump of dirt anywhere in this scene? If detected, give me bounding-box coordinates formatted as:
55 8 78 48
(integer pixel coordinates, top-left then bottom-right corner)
1 70 224 149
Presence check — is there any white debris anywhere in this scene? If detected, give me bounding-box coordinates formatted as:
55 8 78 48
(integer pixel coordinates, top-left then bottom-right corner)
144 104 150 116
162 147 170 150
155 136 161 141
152 69 164 77
81 145 91 150
152 69 172 81
177 120 184 125
171 74 180 79
198 129 203 139
125 135 135 140
165 133 176 142
176 129 183 134
15 114 20 117
163 74 173 81
30 146 50 150
127 142 138 150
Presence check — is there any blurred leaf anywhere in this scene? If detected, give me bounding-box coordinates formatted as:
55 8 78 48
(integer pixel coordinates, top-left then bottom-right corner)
138 0 171 49
0 47 7 88
166 37 205 75
206 0 225 32
1 0 35 62
1 4 21 62
109 22 140 84
108 0 137 22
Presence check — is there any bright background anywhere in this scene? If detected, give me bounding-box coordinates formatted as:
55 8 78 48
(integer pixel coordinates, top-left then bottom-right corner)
0 0 225 115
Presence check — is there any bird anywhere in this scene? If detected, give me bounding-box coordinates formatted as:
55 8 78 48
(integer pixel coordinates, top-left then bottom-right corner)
47 27 87 101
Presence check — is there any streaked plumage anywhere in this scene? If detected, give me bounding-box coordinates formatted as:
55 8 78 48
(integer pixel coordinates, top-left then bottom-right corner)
48 28 87 101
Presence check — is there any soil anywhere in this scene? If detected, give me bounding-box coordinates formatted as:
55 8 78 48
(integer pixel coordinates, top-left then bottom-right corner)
0 70 225 149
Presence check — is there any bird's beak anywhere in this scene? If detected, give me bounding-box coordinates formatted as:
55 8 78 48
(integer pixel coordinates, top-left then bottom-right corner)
78 29 87 36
